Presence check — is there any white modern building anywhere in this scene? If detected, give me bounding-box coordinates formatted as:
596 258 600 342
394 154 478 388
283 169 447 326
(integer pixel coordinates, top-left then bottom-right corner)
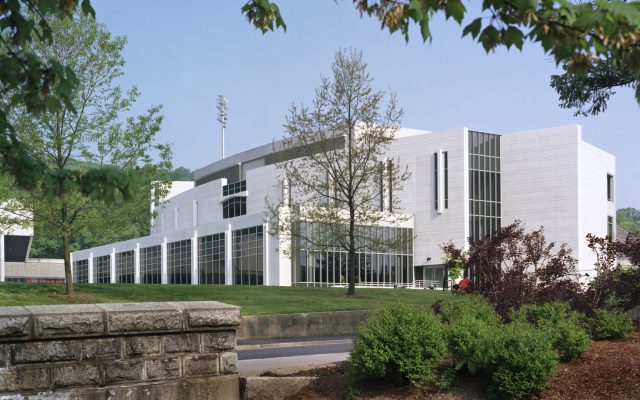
0 209 66 283
70 124 616 287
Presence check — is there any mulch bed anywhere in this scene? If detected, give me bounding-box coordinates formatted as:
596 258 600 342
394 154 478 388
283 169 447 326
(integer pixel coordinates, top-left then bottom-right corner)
279 332 640 400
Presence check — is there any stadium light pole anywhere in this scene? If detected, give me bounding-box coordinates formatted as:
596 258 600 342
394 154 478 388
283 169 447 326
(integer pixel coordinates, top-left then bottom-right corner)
216 95 228 159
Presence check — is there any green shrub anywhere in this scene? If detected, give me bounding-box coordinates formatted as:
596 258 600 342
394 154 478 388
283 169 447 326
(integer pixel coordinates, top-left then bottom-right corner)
511 302 590 361
435 294 502 326
470 323 558 399
590 309 635 339
435 296 501 372
349 304 448 386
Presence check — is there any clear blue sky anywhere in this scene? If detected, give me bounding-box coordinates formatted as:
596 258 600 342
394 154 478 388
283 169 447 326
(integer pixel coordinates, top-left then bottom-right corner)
94 0 639 209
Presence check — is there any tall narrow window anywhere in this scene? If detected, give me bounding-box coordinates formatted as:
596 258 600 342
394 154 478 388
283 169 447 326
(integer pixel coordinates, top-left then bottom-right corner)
607 174 614 202
434 152 438 210
387 159 393 212
444 152 448 209
434 151 448 210
607 216 614 241
94 255 111 283
73 260 89 283
115 250 134 283
140 245 161 284
167 239 191 284
199 233 225 285
378 161 384 211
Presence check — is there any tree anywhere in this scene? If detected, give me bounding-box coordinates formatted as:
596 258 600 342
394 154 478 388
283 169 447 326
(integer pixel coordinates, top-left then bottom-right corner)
267 49 409 296
443 221 581 316
169 166 194 181
550 60 637 117
617 207 640 235
242 1 640 113
0 0 135 199
0 13 171 294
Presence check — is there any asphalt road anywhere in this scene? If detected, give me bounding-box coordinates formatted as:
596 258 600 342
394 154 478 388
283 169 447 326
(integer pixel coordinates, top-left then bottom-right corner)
238 342 353 360
237 336 354 373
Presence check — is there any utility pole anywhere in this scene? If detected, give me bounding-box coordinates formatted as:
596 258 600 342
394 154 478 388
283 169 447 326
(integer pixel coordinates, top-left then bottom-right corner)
216 95 228 159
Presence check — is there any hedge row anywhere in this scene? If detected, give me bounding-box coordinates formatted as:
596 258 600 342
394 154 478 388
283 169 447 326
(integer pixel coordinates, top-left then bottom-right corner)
349 296 633 399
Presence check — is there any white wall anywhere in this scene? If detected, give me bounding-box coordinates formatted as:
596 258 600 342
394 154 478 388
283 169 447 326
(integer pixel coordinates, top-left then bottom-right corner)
388 127 468 267
579 141 616 275
501 125 615 274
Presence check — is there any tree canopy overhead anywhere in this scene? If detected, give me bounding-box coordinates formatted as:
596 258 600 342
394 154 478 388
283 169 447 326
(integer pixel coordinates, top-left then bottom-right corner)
242 0 640 115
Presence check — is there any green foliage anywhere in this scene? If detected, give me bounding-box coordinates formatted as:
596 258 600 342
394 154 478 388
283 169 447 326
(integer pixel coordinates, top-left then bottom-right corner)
1 12 172 294
550 60 635 117
471 323 558 399
610 268 640 311
617 208 640 235
0 0 136 200
511 302 590 362
434 296 502 374
435 295 501 326
590 309 635 340
241 0 286 33
169 166 194 181
349 304 448 386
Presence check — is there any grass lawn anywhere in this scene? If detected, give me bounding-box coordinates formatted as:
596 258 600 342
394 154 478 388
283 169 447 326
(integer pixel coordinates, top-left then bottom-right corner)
0 283 450 315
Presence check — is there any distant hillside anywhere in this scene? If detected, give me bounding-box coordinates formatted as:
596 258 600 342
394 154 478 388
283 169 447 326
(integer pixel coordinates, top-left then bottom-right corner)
617 208 640 234
169 166 194 181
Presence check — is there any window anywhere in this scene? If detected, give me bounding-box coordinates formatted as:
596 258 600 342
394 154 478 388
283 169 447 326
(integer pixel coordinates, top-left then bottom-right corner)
199 233 225 284
167 239 191 284
387 159 393 212
233 225 264 285
140 245 161 284
73 259 89 283
115 250 135 283
468 131 501 240
444 152 448 208
223 180 246 196
223 197 246 219
607 216 614 240
94 255 111 283
434 151 448 210
434 152 438 210
294 223 414 287
607 174 614 202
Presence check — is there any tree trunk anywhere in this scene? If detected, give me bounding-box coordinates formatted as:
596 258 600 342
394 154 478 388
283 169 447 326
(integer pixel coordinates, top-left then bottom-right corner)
347 217 356 296
442 266 449 290
63 233 74 295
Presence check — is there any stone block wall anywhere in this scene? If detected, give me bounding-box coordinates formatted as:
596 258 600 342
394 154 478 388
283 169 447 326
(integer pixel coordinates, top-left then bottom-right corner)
0 301 240 399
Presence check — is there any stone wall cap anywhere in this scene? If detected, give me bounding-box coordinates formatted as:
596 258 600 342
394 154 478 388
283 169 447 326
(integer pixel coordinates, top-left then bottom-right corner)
0 301 241 339
96 302 181 313
25 304 103 314
0 306 31 317
168 301 240 311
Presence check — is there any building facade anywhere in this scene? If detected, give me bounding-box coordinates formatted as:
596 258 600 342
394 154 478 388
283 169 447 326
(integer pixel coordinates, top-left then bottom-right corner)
70 125 616 287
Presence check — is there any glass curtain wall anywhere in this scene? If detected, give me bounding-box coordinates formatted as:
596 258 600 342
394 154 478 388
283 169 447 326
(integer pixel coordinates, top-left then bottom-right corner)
167 239 191 284
73 259 89 283
199 233 225 284
468 131 501 240
94 255 111 283
294 222 413 287
140 245 161 284
232 226 264 285
115 250 135 283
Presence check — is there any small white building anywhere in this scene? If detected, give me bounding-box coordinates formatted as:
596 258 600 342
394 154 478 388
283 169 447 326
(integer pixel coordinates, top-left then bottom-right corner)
70 125 616 287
